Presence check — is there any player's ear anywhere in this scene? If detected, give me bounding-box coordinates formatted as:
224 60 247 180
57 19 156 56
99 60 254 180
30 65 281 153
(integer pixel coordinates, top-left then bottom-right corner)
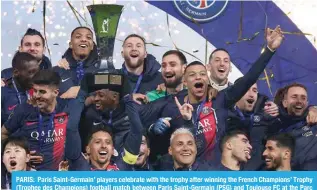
168 146 172 156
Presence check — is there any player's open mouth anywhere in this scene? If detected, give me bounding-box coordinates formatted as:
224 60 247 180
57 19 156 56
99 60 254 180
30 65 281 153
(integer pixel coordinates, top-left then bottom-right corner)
218 68 226 73
130 52 139 58
79 44 88 49
246 99 255 104
99 150 108 156
194 82 204 89
10 160 17 167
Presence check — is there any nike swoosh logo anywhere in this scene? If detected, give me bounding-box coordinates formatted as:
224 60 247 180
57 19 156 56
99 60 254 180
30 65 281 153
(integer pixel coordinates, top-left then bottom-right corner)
61 78 71 82
8 105 17 111
93 122 102 126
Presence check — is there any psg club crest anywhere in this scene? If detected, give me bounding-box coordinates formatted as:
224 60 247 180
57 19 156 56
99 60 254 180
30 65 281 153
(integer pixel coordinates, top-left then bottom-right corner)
173 0 228 23
57 116 65 124
202 106 211 115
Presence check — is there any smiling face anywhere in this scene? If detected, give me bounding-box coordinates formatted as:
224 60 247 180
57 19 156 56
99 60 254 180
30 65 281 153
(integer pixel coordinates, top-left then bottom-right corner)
230 134 252 163
184 64 209 101
94 89 119 111
122 36 147 69
161 54 185 88
262 140 284 170
169 133 197 169
70 28 94 61
236 83 258 112
2 143 30 173
33 84 59 113
20 35 45 61
86 131 114 169
282 86 308 116
207 50 231 85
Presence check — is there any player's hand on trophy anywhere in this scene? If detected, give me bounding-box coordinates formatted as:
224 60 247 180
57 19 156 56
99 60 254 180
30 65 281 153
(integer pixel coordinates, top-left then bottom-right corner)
266 25 284 51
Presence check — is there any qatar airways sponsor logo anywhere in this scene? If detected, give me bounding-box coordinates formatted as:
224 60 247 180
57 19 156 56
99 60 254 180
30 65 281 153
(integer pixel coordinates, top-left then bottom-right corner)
30 128 65 143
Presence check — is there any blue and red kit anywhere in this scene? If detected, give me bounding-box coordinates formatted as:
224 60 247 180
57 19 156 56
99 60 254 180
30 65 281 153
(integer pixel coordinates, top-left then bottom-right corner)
3 98 81 171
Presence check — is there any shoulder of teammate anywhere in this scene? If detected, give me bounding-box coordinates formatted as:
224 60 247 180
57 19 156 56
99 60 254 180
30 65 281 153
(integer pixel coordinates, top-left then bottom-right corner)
4 103 35 133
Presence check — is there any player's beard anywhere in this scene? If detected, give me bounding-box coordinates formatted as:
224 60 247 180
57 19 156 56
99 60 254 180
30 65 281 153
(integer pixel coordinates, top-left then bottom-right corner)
164 75 183 89
124 56 144 70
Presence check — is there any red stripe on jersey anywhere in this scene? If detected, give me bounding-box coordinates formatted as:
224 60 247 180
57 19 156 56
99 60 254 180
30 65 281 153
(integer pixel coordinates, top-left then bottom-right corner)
52 112 68 170
28 89 34 97
197 101 217 159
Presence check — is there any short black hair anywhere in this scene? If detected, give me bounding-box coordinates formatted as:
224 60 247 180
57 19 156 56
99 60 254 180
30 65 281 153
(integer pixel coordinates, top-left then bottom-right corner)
123 34 146 47
209 48 230 62
266 133 295 157
2 136 30 157
162 50 187 65
71 26 93 38
184 61 205 74
21 28 45 47
220 129 249 152
86 124 114 146
12 51 37 70
32 69 61 87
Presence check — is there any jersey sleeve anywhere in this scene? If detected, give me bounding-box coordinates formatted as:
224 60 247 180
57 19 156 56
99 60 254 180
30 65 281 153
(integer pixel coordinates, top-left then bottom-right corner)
3 104 26 134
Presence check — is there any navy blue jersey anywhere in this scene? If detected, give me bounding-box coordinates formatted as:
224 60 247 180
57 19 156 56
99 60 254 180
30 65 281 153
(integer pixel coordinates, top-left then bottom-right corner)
1 169 11 190
4 98 75 171
209 163 234 171
1 78 30 125
276 108 317 171
1 167 36 189
53 46 99 95
280 121 317 170
79 103 130 152
160 159 212 171
69 155 120 171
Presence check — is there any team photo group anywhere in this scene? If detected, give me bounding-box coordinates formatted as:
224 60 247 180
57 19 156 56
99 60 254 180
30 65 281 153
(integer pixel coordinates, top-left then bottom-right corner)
1 2 317 189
